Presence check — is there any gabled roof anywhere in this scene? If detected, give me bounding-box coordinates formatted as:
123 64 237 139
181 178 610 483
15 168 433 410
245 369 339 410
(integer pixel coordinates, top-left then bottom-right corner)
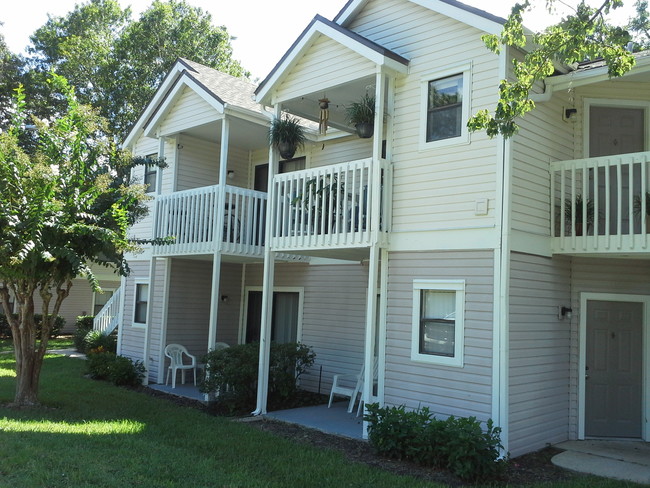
124 58 264 148
334 0 505 35
254 14 409 103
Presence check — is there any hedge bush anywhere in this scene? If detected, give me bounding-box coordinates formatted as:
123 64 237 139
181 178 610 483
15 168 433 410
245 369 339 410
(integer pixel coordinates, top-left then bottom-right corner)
364 403 507 481
83 329 117 353
74 315 95 352
86 349 145 386
200 341 315 413
0 313 65 339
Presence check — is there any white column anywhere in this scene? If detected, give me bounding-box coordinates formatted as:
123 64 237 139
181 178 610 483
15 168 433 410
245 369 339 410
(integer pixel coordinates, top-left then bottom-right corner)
207 253 222 351
371 70 386 242
362 243 380 437
253 104 281 415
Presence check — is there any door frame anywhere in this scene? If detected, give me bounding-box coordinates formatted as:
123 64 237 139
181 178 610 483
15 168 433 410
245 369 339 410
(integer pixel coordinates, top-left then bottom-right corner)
578 292 650 440
583 98 650 157
239 286 304 344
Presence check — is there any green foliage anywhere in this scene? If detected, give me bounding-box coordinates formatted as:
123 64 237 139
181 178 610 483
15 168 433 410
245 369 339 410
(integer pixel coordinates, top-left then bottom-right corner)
86 349 145 386
74 315 95 351
25 0 248 139
345 93 375 126
84 330 117 353
469 0 636 138
364 403 507 481
0 314 64 339
269 114 307 152
200 342 315 413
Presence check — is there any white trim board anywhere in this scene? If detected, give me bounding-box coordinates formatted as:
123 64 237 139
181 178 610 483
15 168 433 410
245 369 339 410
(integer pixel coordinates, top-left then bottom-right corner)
577 292 650 442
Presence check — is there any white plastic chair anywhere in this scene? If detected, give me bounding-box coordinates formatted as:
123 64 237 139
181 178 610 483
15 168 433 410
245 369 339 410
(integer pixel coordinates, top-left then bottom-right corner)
328 365 365 414
164 344 197 388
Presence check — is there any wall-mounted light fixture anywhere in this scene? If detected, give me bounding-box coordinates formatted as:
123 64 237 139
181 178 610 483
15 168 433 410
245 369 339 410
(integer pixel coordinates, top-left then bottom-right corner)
227 170 235 180
558 306 573 320
221 295 229 303
564 108 577 120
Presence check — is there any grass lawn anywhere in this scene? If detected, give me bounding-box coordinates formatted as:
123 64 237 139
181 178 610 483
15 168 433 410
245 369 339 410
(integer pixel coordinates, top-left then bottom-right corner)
0 336 74 353
0 355 642 488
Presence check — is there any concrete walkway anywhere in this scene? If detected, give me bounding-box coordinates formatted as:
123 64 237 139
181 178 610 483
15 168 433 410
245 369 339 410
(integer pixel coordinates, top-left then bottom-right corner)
552 440 650 484
47 348 86 359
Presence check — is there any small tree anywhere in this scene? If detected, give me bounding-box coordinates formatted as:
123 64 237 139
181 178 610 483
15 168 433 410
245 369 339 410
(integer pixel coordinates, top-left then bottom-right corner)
0 75 151 406
468 0 636 138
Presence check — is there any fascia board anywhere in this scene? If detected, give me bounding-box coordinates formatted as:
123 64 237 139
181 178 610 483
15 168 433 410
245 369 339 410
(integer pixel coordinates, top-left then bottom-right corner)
255 21 407 105
410 0 503 34
143 76 225 138
123 61 187 148
546 56 650 91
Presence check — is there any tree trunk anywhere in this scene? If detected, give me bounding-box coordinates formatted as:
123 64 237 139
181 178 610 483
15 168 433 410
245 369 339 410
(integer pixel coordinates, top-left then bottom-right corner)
11 344 41 406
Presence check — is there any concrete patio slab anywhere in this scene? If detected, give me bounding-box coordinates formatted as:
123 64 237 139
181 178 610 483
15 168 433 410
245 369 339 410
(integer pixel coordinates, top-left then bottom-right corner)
553 440 650 485
265 402 364 439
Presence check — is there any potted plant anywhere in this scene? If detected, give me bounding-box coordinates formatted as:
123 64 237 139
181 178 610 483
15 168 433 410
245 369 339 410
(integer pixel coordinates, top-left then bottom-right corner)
564 194 594 236
346 93 376 138
269 114 306 160
633 191 650 233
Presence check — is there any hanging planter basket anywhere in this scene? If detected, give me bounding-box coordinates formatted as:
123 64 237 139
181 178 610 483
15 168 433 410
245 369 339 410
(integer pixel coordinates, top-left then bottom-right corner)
278 141 297 160
269 114 306 161
355 122 374 139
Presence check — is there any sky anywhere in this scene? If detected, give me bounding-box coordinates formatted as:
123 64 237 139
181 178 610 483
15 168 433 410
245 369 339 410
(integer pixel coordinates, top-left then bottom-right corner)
0 0 638 81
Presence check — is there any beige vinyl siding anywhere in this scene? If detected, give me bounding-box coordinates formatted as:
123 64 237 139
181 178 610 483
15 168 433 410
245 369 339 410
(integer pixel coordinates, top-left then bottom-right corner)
351 0 500 233
119 260 149 362
385 251 494 419
158 86 219 136
146 258 168 381
567 257 650 438
164 259 241 365
573 81 650 158
309 135 372 167
508 252 571 456
275 35 376 103
244 261 369 393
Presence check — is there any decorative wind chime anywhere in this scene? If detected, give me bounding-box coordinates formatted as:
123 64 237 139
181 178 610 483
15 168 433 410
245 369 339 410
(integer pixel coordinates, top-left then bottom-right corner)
318 97 330 134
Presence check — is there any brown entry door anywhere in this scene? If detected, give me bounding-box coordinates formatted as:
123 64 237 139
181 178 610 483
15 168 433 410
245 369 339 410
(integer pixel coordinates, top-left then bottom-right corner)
585 300 643 438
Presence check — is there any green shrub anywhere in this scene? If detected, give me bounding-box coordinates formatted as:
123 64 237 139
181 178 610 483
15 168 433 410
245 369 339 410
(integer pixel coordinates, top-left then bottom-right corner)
74 315 95 352
86 349 145 386
84 330 117 353
364 403 507 481
200 342 315 413
0 313 65 339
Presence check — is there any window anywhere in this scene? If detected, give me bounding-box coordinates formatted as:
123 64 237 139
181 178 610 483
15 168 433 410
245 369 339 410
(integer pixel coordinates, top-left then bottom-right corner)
93 289 114 315
133 283 149 325
143 154 157 193
411 280 465 367
420 64 471 149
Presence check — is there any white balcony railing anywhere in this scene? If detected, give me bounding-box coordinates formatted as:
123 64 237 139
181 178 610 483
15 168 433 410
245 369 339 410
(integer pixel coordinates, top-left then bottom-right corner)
93 287 122 335
270 157 389 250
152 185 267 257
551 151 650 254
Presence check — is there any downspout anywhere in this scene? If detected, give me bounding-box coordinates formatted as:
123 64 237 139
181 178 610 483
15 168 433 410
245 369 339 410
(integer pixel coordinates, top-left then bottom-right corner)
252 103 281 416
492 46 512 454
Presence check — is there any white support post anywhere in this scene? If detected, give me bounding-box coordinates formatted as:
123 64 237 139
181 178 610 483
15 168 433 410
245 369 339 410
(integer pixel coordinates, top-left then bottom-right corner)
207 253 222 352
156 259 172 385
156 136 165 195
115 274 127 356
371 71 386 241
253 104 281 416
142 257 157 385
215 118 230 252
377 248 389 405
362 244 380 437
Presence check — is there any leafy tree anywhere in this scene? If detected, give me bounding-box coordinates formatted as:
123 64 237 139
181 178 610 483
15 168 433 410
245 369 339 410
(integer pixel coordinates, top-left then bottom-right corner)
628 0 650 48
468 0 636 138
0 29 24 127
26 0 248 139
0 75 150 406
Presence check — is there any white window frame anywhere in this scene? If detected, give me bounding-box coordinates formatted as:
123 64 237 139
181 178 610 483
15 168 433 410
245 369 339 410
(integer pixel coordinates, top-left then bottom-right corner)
132 281 149 327
143 153 158 194
419 63 472 151
92 287 116 316
411 279 465 367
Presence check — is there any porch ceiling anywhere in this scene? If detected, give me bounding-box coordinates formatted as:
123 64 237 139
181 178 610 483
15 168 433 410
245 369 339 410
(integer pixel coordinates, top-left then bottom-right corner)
179 117 270 151
282 74 381 134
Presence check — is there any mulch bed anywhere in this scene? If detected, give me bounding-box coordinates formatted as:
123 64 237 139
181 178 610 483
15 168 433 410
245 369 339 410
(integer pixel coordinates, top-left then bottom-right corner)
138 386 582 487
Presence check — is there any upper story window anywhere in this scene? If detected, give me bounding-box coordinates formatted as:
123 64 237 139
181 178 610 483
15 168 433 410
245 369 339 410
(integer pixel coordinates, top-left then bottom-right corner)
143 153 157 193
411 279 465 367
420 64 471 150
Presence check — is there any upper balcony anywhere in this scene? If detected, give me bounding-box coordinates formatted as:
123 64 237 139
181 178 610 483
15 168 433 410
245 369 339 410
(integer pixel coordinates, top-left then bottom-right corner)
270 157 389 258
551 151 650 255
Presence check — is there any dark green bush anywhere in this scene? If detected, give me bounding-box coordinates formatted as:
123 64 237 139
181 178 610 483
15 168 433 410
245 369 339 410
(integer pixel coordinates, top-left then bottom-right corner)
364 403 507 481
86 349 145 386
84 330 117 353
200 342 315 413
0 313 65 339
74 315 95 352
